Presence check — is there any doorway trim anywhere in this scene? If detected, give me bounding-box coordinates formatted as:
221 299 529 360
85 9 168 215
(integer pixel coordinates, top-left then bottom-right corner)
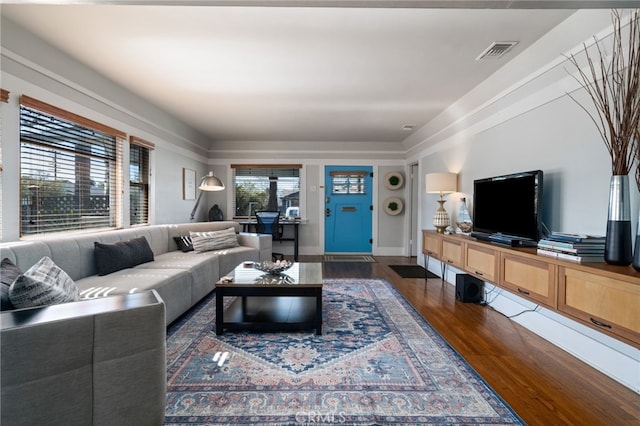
408 162 419 257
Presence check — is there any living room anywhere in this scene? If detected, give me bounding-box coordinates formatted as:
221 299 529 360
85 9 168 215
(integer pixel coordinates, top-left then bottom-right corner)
1 2 639 425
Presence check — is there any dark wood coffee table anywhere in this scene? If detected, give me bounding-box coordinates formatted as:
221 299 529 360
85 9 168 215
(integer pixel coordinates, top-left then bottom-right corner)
215 262 323 335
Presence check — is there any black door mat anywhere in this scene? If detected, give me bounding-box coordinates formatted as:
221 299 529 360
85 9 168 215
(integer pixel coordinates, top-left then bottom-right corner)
389 264 438 279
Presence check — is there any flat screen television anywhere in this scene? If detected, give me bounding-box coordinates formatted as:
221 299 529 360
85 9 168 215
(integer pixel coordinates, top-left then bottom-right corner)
472 170 543 243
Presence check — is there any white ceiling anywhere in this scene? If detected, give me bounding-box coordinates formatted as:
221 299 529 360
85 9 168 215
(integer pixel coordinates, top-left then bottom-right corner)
0 1 629 150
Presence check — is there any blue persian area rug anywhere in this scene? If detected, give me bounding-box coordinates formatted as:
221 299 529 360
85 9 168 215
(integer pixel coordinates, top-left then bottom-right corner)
164 279 524 425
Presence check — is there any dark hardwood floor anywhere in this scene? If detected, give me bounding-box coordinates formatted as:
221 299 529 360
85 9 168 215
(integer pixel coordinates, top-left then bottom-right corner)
300 255 640 426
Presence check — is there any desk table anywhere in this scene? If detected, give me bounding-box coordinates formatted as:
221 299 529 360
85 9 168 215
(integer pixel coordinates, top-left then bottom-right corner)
240 220 300 261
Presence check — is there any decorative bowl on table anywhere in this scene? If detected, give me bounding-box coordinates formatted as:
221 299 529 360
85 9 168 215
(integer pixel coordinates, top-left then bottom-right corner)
254 274 295 285
253 260 293 275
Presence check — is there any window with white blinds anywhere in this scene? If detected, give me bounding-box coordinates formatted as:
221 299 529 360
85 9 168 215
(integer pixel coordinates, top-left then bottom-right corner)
231 165 301 218
0 89 8 241
19 96 124 237
129 136 153 226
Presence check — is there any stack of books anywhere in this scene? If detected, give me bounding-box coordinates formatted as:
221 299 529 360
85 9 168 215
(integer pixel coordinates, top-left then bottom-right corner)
537 232 606 263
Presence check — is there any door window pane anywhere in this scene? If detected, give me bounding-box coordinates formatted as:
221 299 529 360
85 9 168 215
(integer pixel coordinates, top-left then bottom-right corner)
331 172 367 195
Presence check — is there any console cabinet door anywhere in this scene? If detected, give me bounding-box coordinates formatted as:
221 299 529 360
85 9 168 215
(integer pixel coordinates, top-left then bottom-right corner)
500 253 557 308
422 231 442 257
441 239 464 268
465 242 498 282
558 267 640 346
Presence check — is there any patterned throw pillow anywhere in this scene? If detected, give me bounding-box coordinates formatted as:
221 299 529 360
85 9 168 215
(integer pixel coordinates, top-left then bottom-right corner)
1 258 22 310
173 235 194 252
190 227 239 253
9 256 79 309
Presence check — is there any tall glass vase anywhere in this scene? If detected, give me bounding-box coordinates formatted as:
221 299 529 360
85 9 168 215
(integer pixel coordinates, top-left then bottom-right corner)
605 175 633 266
456 197 473 234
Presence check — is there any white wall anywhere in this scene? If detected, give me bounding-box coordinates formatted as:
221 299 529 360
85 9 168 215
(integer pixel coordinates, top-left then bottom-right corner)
413 10 640 393
0 16 215 237
413 10 639 239
378 165 407 255
204 159 406 258
0 15 408 252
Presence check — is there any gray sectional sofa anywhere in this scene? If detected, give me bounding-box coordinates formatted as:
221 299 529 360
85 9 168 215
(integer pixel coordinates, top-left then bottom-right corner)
1 291 167 426
0 221 272 426
1 221 271 324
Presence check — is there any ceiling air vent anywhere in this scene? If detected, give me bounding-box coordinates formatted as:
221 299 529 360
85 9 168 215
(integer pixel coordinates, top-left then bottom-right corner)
475 41 518 60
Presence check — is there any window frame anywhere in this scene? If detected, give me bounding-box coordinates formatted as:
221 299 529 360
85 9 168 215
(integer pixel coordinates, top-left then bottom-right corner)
129 136 154 227
0 89 8 241
19 95 125 237
231 164 302 219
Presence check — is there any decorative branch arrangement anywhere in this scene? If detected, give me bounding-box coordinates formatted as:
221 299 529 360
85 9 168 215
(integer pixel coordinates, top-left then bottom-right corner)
566 9 640 176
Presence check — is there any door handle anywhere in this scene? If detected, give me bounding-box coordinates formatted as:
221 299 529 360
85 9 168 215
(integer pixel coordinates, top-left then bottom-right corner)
325 208 332 217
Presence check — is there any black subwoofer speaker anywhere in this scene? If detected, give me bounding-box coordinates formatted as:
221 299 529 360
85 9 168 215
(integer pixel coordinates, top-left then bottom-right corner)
455 274 483 303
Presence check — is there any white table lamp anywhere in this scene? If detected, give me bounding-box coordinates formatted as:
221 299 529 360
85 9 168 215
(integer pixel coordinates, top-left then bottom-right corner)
426 172 457 233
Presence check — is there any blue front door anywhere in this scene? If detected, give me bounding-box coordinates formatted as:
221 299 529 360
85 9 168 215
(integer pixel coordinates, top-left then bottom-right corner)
324 166 373 253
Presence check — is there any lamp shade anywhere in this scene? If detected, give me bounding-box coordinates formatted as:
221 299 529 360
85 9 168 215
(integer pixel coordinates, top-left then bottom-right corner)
190 171 224 220
199 171 225 191
425 172 457 194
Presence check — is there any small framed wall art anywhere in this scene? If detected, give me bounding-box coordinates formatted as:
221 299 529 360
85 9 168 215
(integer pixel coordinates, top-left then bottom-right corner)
183 168 196 200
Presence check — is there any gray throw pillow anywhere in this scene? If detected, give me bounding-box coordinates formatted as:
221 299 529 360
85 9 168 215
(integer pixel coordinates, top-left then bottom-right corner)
1 258 22 310
190 228 239 253
9 256 79 309
94 236 155 276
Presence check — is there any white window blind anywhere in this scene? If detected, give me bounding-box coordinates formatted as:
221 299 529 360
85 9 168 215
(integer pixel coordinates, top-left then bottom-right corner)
19 96 124 237
0 89 8 241
129 136 154 226
231 165 301 218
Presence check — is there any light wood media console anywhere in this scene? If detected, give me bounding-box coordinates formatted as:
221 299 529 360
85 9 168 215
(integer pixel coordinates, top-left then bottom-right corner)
422 230 640 348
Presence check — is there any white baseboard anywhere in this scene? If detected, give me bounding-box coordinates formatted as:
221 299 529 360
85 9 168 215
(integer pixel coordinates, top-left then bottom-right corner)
298 246 406 257
374 246 406 256
488 286 640 393
422 259 640 394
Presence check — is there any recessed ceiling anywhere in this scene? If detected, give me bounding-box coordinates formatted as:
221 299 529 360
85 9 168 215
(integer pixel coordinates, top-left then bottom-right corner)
0 2 601 149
